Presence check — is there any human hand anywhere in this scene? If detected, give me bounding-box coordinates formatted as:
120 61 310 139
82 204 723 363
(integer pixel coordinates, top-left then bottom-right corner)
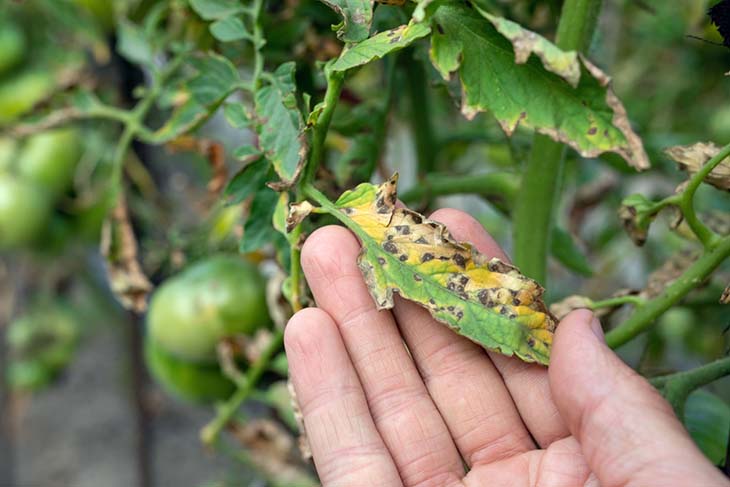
285 208 729 487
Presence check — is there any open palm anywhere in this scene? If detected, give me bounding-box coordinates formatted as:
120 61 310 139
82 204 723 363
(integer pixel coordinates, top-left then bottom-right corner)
285 208 728 487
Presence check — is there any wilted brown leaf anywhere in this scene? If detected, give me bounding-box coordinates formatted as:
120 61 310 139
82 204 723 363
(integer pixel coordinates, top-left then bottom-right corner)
100 196 152 313
665 142 730 191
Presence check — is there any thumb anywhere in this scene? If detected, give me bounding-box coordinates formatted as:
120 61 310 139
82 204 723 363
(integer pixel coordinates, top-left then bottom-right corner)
549 310 728 487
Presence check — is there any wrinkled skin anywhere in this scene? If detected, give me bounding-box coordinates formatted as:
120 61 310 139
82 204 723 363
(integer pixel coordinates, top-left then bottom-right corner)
286 208 730 487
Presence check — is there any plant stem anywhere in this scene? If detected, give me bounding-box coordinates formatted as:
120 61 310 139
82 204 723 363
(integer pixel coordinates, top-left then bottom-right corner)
676 142 730 248
249 0 265 91
403 54 437 175
650 356 730 417
606 235 730 348
200 328 285 446
589 295 644 310
289 222 303 313
400 171 519 212
304 70 345 184
512 0 603 284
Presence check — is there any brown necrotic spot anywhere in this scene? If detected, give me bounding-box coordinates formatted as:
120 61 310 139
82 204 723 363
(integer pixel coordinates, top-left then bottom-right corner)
342 207 354 214
453 253 466 268
429 298 436 305
377 257 386 265
415 236 428 244
527 337 536 348
459 276 468 285
411 214 423 224
456 311 463 320
421 253 434 263
399 254 408 262
394 225 410 235
413 274 422 282
383 241 398 254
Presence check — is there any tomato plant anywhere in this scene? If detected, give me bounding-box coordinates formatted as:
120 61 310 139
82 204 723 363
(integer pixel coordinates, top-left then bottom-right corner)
1 0 730 485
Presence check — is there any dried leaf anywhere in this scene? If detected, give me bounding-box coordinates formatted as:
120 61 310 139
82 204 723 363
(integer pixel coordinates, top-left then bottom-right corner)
286 201 315 233
230 418 316 486
319 0 374 43
288 379 312 460
100 196 153 313
721 284 729 304
332 175 557 364
618 194 659 246
549 295 593 320
665 142 730 191
166 136 227 196
641 249 699 299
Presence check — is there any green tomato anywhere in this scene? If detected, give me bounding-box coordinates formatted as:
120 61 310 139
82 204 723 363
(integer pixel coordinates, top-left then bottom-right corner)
0 69 54 124
0 174 52 249
147 255 271 363
18 128 82 197
144 336 236 404
0 20 25 76
7 360 54 392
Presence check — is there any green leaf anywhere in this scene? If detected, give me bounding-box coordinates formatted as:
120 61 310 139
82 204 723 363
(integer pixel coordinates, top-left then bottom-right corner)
254 63 306 186
331 22 432 72
232 144 262 160
117 20 154 67
550 227 593 277
152 98 210 142
241 187 280 252
152 53 241 142
320 176 557 365
225 158 270 205
319 0 374 43
429 2 648 170
223 102 251 128
210 16 250 42
187 53 241 105
189 0 245 20
684 390 730 466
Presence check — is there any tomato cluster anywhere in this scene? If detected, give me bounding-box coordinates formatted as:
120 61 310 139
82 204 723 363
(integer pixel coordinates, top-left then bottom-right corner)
145 255 273 403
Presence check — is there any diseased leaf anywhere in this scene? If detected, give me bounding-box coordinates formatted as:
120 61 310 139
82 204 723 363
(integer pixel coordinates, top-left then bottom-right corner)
618 194 659 246
331 175 557 364
482 13 580 87
254 63 306 187
429 2 648 170
665 142 730 191
331 22 431 72
319 0 374 43
224 102 251 128
286 201 315 233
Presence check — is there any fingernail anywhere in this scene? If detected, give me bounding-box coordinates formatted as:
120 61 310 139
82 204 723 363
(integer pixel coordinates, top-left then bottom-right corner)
590 317 605 341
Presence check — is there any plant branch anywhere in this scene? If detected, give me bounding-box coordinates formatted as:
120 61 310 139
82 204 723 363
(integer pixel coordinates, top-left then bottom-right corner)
403 54 437 176
650 356 730 417
676 142 730 248
200 328 285 446
606 235 730 348
590 295 645 310
512 0 603 284
304 69 345 184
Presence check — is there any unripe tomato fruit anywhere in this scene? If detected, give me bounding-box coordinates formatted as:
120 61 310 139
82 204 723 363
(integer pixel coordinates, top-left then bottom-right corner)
0 174 52 249
0 20 25 76
147 255 270 363
6 302 80 391
18 128 82 197
0 70 54 124
144 337 236 403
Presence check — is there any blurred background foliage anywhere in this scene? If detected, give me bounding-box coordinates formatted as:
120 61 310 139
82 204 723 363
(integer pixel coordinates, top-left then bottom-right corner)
0 0 728 485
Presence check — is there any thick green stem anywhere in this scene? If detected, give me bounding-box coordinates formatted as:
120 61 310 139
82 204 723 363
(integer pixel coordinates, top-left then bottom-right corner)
304 70 345 184
512 0 603 284
606 235 730 348
650 356 730 417
403 54 437 175
400 172 519 213
200 328 285 446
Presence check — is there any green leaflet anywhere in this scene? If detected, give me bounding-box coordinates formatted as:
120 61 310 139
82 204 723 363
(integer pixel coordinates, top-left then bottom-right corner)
308 177 557 365
331 22 432 72
254 63 306 186
319 0 374 43
429 2 649 170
